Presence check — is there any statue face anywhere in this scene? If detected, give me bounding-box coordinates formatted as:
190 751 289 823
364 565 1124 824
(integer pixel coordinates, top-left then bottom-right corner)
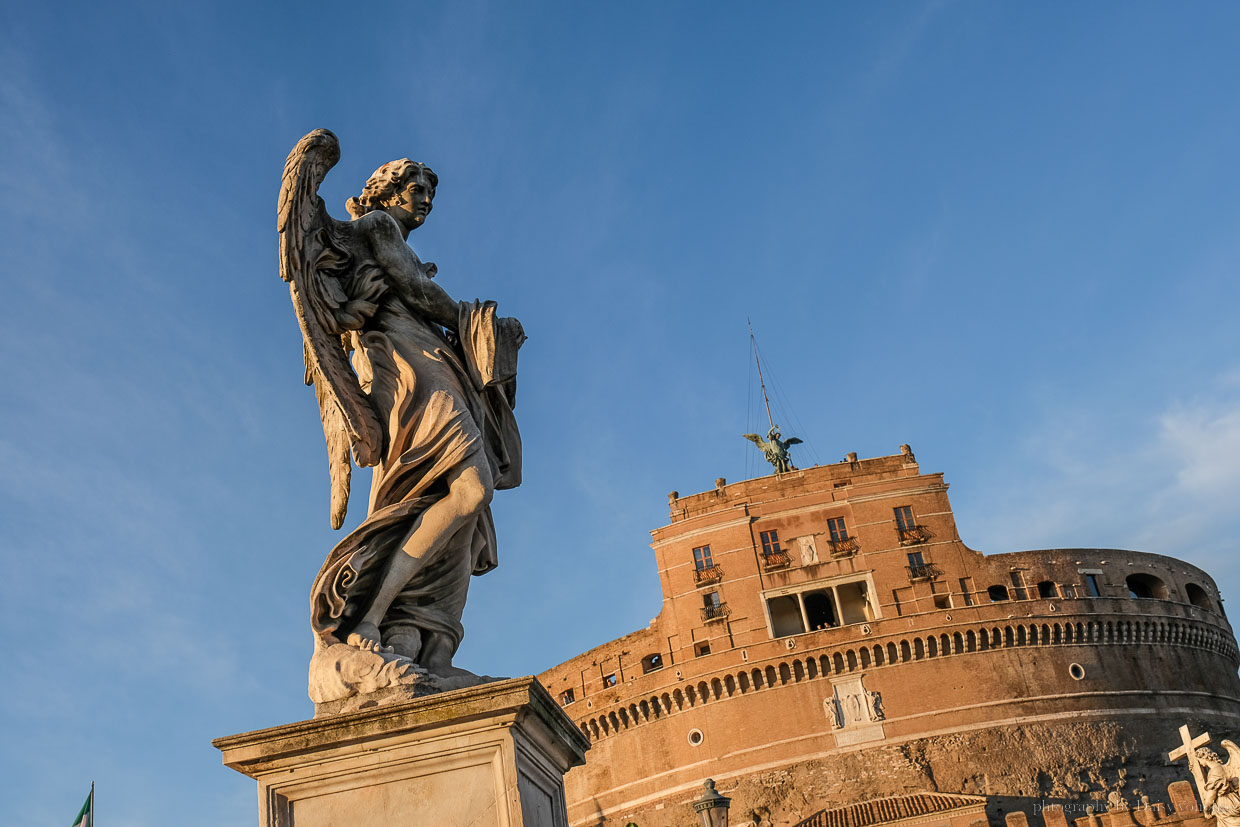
389 171 435 231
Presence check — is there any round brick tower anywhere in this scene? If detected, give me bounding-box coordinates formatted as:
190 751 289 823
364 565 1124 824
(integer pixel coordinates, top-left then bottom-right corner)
538 450 1240 826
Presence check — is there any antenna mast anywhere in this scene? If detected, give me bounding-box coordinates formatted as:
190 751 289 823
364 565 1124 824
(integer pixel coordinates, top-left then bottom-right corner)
749 321 775 431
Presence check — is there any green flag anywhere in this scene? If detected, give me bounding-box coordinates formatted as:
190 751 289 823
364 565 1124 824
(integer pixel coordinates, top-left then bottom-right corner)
71 786 93 827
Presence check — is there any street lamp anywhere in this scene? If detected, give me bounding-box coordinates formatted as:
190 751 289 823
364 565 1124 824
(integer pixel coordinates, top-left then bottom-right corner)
692 779 731 827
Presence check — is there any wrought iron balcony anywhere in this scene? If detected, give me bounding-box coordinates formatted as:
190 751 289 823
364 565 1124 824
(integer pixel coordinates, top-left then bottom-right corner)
693 565 723 585
761 550 792 570
701 602 731 623
828 536 860 557
906 563 942 582
897 524 933 546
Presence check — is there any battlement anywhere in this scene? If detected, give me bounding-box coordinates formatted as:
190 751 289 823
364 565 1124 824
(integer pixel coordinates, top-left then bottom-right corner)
665 450 921 524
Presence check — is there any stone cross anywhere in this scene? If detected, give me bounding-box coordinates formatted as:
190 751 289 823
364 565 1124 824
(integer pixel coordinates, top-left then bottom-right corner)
1169 724 1211 798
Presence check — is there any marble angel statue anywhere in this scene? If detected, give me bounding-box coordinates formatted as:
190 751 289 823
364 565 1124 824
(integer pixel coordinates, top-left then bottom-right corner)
278 129 525 707
1197 743 1240 827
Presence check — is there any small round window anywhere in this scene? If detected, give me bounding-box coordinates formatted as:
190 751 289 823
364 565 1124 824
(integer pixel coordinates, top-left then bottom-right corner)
1069 663 1086 681
688 728 704 746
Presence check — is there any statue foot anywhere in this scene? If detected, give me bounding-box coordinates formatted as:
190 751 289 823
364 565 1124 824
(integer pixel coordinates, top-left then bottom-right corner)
346 621 392 654
429 663 482 680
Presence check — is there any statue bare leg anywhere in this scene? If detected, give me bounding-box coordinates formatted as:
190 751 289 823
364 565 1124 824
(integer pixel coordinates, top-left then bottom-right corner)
347 455 494 655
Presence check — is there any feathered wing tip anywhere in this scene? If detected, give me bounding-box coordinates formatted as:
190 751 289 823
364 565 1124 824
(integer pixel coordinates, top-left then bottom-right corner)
313 373 353 529
278 129 339 240
1222 740 1240 778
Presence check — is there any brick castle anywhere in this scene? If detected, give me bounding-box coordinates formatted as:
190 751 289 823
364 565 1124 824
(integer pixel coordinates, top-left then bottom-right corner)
537 448 1240 826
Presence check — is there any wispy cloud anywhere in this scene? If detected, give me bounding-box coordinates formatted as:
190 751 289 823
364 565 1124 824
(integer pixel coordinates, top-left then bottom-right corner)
962 370 1240 596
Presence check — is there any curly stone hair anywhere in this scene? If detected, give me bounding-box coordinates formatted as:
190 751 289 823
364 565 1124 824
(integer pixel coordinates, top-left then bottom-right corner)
1197 747 1222 764
345 159 438 219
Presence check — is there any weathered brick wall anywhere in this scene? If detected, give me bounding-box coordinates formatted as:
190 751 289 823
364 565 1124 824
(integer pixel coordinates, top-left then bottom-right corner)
599 720 1224 827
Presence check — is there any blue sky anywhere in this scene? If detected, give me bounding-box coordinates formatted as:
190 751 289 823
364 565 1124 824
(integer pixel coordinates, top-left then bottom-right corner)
2 2 1239 824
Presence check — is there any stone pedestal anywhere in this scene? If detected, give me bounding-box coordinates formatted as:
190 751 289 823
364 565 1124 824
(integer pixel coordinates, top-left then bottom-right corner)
214 677 588 827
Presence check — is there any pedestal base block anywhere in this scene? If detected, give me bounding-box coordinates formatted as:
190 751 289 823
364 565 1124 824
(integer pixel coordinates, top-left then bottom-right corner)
214 677 588 827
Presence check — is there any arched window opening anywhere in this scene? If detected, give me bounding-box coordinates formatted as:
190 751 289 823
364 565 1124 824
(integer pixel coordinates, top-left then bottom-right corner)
1037 580 1058 599
988 585 1010 602
1186 583 1213 611
1127 573 1169 600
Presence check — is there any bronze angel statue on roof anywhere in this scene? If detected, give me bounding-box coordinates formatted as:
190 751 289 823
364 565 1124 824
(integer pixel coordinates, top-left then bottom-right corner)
744 426 802 474
278 129 525 708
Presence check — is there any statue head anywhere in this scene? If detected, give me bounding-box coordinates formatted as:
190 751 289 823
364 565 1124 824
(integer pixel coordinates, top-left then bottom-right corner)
346 159 439 232
1198 746 1223 765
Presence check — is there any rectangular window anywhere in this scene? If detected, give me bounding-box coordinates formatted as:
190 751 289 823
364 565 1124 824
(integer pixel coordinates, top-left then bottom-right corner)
834 582 872 625
933 594 951 610
906 551 925 568
694 641 711 657
703 591 722 609
760 530 781 555
692 545 714 570
827 517 848 541
894 506 915 530
959 577 974 606
1010 570 1028 600
602 673 617 687
1062 584 1077 598
1084 574 1101 597
767 595 806 637
560 689 575 705
804 588 841 629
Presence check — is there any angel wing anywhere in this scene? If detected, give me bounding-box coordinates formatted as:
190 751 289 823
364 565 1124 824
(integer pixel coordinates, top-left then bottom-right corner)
785 437 804 446
279 128 385 528
743 433 768 449
1222 740 1240 785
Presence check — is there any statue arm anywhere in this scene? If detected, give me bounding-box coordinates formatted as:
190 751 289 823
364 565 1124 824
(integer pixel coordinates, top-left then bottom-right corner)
365 212 461 329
